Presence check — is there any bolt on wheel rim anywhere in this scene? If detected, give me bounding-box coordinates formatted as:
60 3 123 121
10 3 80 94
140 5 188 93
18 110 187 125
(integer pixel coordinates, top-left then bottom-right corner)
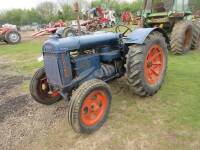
144 44 164 85
81 90 108 126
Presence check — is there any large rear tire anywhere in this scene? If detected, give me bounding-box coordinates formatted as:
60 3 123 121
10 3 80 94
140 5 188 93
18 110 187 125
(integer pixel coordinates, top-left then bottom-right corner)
191 19 200 50
126 31 168 96
170 21 193 54
68 79 112 133
30 67 62 105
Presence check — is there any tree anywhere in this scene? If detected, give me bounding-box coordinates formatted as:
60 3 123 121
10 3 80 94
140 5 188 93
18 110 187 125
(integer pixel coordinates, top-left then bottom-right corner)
0 8 46 25
2 9 23 25
36 2 58 23
60 4 76 21
57 10 64 20
26 9 45 24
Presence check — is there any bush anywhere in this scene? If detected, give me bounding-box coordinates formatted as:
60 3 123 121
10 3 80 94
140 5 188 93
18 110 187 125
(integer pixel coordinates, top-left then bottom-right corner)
60 4 76 21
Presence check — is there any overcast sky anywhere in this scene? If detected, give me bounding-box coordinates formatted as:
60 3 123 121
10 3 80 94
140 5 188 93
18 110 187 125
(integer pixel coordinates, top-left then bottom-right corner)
0 0 68 10
0 0 133 10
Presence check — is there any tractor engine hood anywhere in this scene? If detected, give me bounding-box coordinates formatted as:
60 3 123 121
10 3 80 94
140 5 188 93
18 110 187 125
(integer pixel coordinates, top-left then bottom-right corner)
42 32 120 53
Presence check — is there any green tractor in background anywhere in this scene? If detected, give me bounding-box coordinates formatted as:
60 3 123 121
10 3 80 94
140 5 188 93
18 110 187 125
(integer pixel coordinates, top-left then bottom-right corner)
140 0 200 54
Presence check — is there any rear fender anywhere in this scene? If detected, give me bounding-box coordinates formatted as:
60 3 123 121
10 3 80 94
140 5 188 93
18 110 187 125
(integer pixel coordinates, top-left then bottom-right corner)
123 27 169 45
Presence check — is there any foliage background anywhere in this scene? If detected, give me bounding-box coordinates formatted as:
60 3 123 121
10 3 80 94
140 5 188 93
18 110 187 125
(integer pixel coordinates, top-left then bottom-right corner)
0 0 200 26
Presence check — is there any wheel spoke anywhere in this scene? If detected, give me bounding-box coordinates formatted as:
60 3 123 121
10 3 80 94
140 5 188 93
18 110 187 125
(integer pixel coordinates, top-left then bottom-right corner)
152 63 161 70
149 52 161 62
152 61 161 65
150 68 159 76
148 70 154 81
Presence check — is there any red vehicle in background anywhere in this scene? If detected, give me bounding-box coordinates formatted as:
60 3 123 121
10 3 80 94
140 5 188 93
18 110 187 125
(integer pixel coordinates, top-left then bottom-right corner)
121 11 133 25
32 20 66 37
95 6 116 28
81 7 116 31
0 27 21 44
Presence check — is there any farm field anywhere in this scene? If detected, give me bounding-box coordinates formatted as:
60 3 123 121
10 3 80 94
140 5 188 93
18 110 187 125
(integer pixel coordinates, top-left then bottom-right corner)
0 35 200 150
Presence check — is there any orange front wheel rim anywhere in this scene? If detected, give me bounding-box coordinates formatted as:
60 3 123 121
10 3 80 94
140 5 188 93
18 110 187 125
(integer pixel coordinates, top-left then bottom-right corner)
80 90 108 126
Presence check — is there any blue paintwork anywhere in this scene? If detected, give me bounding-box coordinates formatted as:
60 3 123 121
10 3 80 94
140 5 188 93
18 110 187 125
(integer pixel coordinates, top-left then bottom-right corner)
98 46 121 62
74 54 101 76
100 50 120 62
42 32 122 89
43 32 120 53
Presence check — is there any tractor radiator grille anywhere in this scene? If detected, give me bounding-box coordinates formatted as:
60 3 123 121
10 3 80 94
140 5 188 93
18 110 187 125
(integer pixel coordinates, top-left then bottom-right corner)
43 52 72 87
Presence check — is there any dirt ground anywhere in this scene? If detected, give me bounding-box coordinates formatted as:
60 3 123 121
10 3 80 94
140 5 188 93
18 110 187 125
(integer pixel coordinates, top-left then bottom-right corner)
0 59 66 150
21 31 50 42
0 34 67 150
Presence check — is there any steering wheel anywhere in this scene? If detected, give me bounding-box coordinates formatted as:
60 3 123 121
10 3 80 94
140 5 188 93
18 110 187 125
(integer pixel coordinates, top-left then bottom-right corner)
115 25 132 36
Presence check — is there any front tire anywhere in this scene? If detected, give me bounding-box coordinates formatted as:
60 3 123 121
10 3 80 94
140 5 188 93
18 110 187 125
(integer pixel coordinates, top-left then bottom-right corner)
68 79 112 133
126 31 168 96
30 67 62 105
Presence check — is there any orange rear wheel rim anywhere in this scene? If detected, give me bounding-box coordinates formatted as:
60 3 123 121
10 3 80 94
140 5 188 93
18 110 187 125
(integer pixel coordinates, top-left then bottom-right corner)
80 90 108 126
144 44 164 85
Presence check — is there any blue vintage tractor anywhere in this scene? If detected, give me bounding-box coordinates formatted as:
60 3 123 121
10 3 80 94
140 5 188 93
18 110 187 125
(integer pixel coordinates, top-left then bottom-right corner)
30 25 168 133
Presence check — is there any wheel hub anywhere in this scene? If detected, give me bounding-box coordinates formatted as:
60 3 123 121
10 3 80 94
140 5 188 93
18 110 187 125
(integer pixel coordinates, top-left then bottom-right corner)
9 33 19 43
38 76 60 98
147 61 153 68
81 90 107 126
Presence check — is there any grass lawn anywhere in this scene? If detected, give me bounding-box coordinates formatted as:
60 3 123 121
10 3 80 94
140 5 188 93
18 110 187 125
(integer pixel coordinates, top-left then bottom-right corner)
0 39 200 149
